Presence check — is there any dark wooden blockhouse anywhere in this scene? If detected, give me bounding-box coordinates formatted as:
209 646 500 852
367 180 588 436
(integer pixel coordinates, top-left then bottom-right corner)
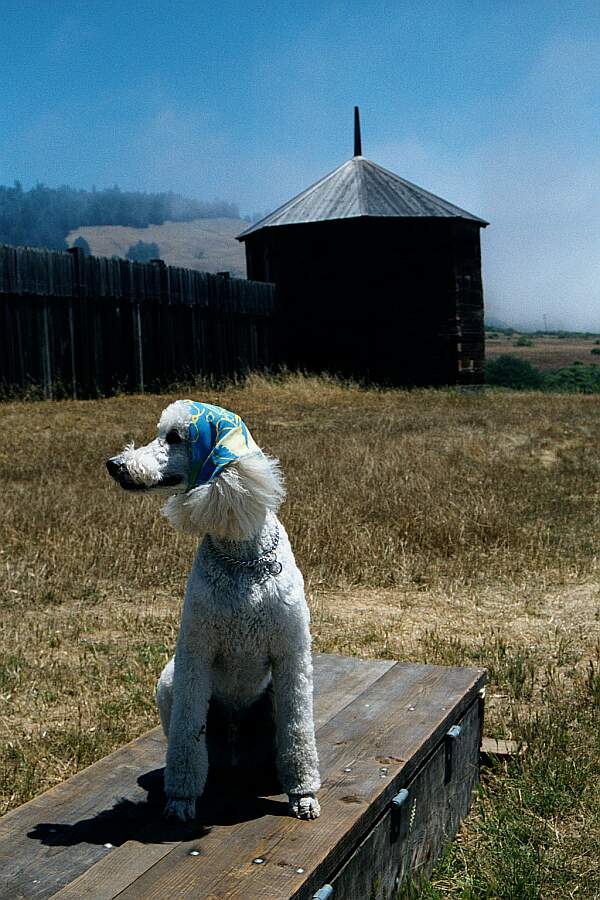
238 111 488 386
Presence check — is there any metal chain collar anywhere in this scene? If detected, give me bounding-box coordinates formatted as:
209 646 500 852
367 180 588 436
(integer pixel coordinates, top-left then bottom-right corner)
207 524 282 582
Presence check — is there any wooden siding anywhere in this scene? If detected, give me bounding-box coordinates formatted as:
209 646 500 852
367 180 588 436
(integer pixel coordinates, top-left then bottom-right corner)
452 221 486 385
244 217 485 387
0 246 275 398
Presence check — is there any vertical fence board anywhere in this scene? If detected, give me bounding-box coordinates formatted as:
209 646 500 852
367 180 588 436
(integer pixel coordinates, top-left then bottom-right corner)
41 300 52 399
132 303 144 394
68 301 77 399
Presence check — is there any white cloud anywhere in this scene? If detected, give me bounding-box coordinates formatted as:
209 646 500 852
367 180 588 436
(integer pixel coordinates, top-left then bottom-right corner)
360 36 600 332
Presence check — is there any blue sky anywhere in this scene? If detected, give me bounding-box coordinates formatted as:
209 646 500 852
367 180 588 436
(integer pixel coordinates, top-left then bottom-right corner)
2 1 600 329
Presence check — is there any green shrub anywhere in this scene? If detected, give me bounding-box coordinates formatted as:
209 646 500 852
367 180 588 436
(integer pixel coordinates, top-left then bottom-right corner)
515 335 534 347
591 347 600 355
487 357 600 393
544 363 600 393
485 355 544 389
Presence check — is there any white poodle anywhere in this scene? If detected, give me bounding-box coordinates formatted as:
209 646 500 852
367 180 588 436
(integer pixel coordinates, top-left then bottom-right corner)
106 400 321 821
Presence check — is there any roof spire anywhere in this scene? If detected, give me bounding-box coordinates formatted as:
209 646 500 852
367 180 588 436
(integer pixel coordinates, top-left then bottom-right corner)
354 106 362 157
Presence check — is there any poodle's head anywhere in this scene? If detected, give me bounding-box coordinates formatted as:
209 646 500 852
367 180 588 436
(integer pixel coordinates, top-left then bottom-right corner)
106 400 284 539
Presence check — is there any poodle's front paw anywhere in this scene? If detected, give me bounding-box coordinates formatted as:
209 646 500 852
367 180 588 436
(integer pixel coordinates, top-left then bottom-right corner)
289 793 321 820
164 797 197 821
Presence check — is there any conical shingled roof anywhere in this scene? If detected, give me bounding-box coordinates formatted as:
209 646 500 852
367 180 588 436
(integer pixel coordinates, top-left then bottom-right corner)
238 156 487 240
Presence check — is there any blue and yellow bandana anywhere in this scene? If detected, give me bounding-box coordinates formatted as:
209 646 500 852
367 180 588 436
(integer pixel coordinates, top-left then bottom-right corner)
185 401 262 489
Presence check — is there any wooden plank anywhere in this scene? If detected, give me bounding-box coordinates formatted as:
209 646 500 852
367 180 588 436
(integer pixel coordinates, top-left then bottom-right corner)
330 697 481 898
212 664 485 900
67 302 76 399
49 655 394 900
92 298 104 396
311 654 394 730
108 664 484 900
49 842 178 900
40 300 53 399
132 303 144 394
0 731 166 900
480 736 525 762
0 655 391 900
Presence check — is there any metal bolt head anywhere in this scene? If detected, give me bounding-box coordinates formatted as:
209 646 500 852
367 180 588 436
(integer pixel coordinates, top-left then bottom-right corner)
103 843 114 849
189 850 200 857
343 766 352 773
252 857 265 865
296 867 305 874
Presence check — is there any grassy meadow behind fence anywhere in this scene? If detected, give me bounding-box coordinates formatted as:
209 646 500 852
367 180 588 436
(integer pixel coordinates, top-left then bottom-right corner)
1 374 599 898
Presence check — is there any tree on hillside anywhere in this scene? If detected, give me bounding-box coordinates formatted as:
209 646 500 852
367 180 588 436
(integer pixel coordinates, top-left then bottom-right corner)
72 236 91 256
126 240 161 262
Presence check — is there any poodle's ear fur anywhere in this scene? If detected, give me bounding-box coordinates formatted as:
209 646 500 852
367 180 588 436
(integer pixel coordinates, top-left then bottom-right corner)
161 454 285 540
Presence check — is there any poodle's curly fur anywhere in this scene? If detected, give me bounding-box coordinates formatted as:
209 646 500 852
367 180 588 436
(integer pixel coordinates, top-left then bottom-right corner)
107 400 321 821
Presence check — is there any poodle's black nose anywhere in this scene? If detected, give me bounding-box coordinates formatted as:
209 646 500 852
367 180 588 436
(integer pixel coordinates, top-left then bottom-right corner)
106 457 124 479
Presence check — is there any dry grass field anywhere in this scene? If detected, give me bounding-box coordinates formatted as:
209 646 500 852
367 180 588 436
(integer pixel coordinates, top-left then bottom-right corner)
1 375 599 897
486 332 600 371
67 217 247 277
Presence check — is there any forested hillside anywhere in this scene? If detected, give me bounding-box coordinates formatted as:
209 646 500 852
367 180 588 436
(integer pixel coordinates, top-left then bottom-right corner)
0 182 239 251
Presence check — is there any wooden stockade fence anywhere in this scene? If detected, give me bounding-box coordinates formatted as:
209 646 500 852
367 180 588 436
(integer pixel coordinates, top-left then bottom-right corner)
0 245 276 398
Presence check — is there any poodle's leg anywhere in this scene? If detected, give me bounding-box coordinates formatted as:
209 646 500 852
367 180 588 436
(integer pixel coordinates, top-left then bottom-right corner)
156 657 174 737
163 646 212 822
271 642 321 820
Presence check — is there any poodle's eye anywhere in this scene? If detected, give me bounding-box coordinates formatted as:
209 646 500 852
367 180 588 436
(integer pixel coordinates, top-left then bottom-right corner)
165 430 182 445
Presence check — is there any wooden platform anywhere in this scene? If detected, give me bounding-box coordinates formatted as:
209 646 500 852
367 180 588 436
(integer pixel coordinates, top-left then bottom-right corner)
0 654 485 900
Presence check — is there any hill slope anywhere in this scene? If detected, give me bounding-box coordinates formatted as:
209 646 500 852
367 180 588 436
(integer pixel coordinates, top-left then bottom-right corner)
67 218 247 277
